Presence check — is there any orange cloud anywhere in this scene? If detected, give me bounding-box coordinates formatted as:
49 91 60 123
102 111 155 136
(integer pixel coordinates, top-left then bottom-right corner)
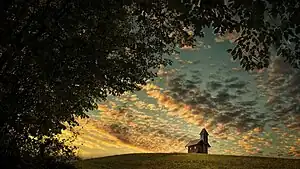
289 146 300 157
143 84 206 127
58 118 149 159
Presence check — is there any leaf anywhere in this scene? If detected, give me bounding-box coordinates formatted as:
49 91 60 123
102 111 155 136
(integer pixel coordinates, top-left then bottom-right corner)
232 53 237 60
235 25 241 32
227 48 233 53
296 26 300 34
245 45 249 52
284 31 289 40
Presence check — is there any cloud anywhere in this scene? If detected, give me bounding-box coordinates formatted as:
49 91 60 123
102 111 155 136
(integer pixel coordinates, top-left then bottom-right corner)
159 70 268 135
288 146 300 157
89 94 202 154
224 77 239 83
247 56 300 157
145 75 268 145
225 80 247 89
264 57 300 122
206 80 223 91
58 37 300 159
213 89 237 103
58 118 150 158
237 100 257 107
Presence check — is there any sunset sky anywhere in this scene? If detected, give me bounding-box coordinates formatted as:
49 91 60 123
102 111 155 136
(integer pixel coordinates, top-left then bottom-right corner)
63 28 300 159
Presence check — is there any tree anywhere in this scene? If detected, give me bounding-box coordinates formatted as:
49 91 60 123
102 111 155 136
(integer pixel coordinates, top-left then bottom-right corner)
0 0 180 168
153 0 300 70
125 0 300 70
1 0 300 168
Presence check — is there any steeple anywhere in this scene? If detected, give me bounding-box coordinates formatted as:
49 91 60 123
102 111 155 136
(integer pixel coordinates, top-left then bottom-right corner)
199 128 209 143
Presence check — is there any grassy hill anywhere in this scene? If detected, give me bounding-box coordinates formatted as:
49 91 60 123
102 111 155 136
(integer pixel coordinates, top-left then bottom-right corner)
77 153 300 169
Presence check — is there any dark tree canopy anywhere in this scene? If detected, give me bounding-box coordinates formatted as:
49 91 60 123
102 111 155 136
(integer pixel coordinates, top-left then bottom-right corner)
0 0 178 168
0 0 300 168
162 0 300 70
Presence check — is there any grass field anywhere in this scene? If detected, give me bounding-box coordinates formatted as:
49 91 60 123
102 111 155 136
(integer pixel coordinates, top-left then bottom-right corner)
77 153 300 169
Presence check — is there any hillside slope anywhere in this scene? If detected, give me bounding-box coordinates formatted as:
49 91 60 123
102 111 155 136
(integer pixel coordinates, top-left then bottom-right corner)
77 153 300 169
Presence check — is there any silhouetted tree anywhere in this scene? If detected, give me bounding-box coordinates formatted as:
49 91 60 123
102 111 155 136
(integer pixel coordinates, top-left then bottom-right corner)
151 0 300 70
1 0 300 168
0 0 177 168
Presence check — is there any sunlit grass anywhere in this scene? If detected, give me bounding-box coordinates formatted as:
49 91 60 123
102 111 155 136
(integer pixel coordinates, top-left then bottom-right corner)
77 153 300 169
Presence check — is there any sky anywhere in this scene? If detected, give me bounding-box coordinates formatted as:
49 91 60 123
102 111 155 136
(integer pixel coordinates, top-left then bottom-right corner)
61 29 300 159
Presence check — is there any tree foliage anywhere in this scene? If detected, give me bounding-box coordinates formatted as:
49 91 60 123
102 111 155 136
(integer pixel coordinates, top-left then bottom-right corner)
0 0 180 168
143 0 300 70
1 0 300 168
